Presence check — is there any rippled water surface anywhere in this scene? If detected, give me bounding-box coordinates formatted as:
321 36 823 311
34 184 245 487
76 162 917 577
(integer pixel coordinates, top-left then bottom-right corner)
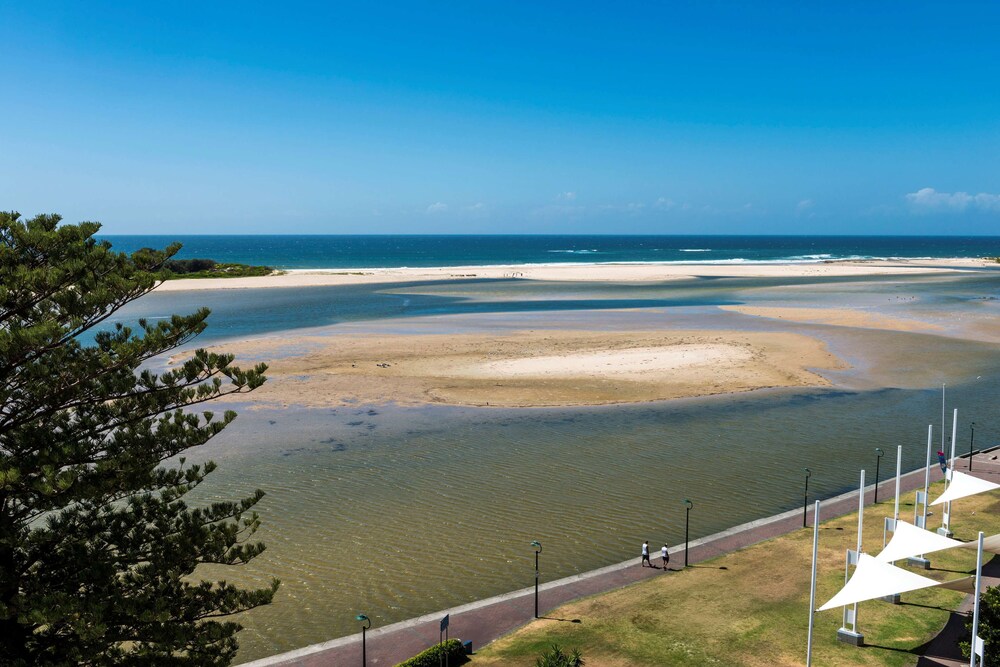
111 270 1000 663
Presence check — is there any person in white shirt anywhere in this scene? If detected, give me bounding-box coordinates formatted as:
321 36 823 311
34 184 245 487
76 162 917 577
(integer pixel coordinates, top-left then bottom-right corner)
661 543 670 570
641 540 651 567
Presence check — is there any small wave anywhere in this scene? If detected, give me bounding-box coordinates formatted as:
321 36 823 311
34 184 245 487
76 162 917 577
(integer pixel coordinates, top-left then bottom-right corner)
786 253 833 260
679 248 712 252
547 249 601 254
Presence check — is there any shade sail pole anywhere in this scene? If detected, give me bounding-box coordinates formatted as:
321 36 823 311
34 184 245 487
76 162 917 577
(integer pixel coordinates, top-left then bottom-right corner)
806 500 820 667
839 469 865 643
942 409 958 536
970 531 984 667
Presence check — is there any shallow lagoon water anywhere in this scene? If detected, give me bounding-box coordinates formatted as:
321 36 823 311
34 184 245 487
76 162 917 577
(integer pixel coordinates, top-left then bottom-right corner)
110 270 1000 662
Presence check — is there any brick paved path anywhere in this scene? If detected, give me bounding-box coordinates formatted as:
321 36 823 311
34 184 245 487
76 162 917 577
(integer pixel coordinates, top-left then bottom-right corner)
243 453 983 667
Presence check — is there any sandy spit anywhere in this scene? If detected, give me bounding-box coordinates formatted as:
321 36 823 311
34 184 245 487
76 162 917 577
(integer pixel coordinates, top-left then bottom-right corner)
154 258 995 292
187 329 848 409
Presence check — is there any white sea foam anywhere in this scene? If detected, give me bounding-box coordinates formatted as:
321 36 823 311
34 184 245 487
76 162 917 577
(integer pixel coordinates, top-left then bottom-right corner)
679 248 712 252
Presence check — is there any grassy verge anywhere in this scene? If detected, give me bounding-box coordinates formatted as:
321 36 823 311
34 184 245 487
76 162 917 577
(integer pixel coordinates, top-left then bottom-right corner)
471 479 998 666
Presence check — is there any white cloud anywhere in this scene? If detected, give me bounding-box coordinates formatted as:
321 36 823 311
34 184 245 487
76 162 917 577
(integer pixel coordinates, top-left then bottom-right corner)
796 199 814 212
905 188 1000 213
653 197 676 210
426 202 449 213
557 191 577 201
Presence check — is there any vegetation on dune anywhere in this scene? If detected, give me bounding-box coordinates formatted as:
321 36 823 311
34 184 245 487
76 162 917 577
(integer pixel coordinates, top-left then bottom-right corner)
0 212 276 666
161 257 279 279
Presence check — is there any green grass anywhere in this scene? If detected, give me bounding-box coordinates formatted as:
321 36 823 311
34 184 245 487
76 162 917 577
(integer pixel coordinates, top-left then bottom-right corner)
471 480 998 666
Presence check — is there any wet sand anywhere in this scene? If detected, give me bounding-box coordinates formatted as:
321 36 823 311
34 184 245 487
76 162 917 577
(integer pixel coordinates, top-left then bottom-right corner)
185 329 846 408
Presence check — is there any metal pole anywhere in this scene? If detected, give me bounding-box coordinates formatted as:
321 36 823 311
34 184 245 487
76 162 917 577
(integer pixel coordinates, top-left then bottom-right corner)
945 408 958 534
894 445 902 523
950 408 958 465
806 500 820 667
803 468 811 528
923 425 931 530
534 549 539 618
362 625 366 667
971 531 984 667
684 499 693 567
941 382 946 454
874 448 883 503
852 469 865 633
970 422 976 472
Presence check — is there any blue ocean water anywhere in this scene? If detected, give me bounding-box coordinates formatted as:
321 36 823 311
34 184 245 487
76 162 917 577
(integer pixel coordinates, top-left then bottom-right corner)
98 235 1000 269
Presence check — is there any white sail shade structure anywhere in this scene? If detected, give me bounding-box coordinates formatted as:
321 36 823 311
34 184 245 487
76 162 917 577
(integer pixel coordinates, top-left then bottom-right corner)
931 470 1000 506
818 554 945 611
875 520 964 563
960 533 1000 555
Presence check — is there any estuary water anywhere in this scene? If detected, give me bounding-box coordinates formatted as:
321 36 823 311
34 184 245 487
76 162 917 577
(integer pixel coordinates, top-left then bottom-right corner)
106 267 1000 662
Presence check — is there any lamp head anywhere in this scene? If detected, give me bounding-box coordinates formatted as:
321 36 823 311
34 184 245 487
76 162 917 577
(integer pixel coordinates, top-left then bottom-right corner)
875 447 884 457
804 467 811 477
356 614 370 628
531 540 542 553
683 498 693 509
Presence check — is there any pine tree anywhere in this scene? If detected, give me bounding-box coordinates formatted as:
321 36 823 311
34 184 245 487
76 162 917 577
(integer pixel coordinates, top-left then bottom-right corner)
0 212 277 666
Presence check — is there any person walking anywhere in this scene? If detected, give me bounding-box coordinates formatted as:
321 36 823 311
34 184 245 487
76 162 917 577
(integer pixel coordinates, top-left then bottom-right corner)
641 540 651 567
661 543 670 570
938 450 947 473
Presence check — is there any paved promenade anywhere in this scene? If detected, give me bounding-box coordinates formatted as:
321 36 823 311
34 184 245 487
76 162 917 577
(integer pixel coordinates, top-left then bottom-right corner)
242 450 988 667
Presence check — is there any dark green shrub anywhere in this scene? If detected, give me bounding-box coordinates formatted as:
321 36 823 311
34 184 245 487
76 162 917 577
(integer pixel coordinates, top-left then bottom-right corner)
535 643 585 667
961 585 999 658
394 638 468 667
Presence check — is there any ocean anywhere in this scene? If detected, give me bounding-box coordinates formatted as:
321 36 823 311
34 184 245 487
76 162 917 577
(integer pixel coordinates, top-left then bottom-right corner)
93 236 1000 661
98 234 1000 269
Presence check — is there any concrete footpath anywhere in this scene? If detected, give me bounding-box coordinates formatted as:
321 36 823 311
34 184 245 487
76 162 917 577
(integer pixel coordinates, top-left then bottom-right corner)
243 455 988 667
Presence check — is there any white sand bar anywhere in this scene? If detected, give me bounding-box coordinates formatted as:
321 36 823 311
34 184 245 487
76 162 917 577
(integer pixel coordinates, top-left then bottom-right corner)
155 258 992 292
468 345 750 380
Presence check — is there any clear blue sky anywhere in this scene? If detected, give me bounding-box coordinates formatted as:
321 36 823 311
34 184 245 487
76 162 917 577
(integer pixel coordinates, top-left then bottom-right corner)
2 2 998 234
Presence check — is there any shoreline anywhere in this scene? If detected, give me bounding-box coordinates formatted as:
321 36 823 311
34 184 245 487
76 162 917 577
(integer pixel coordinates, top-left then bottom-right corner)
155 257 996 292
239 457 963 667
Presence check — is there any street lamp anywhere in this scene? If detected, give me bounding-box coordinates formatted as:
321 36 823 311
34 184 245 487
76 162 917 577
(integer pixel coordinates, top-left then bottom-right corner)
355 614 371 666
531 540 542 618
803 468 811 528
874 448 884 503
683 499 693 567
970 422 976 471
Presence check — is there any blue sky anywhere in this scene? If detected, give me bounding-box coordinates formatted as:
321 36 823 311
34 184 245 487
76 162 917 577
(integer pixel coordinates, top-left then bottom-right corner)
2 2 998 234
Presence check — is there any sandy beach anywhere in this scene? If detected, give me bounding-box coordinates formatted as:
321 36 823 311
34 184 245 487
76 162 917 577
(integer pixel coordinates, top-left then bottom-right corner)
161 257 997 409
155 258 994 292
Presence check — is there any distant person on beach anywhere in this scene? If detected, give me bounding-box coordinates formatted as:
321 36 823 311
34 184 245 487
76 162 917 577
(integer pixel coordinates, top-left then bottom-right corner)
938 450 947 473
641 541 651 567
662 543 670 569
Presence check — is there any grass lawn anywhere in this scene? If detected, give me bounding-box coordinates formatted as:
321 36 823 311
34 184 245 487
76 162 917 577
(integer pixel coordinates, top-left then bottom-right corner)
470 479 998 666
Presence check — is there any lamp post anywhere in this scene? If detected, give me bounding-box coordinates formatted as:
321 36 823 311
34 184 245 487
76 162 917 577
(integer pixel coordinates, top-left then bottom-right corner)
683 499 693 567
531 540 542 618
969 422 976 472
355 614 371 666
874 448 884 503
803 468 811 528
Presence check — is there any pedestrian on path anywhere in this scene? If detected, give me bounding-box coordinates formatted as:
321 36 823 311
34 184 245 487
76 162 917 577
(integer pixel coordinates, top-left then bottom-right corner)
661 543 670 570
938 450 947 473
641 540 652 567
